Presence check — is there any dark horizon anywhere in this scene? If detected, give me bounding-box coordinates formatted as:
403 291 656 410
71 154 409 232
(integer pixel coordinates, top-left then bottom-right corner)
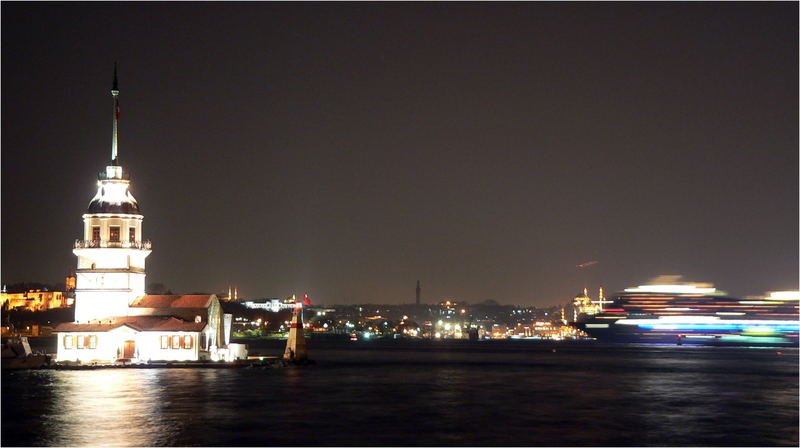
2 2 797 305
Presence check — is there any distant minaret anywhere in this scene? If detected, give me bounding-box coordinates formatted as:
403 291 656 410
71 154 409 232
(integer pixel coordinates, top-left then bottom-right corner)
416 280 421 306
598 286 605 311
111 62 120 164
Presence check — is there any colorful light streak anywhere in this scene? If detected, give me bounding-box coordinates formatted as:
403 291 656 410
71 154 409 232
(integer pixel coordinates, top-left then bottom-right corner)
623 284 718 294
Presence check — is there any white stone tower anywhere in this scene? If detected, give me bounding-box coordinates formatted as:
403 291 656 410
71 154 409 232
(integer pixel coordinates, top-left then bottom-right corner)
73 64 151 323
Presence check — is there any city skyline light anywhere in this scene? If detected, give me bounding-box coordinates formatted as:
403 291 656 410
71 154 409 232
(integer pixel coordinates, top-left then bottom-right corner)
2 3 797 305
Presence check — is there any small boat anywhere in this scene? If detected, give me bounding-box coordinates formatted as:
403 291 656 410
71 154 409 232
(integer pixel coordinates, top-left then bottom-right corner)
2 336 52 369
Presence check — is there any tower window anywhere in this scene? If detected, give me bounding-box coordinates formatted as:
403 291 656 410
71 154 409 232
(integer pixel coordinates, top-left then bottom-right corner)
129 227 136 242
109 226 120 242
92 226 100 241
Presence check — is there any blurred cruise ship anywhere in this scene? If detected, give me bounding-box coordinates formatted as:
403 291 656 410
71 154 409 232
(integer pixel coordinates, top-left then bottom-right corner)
572 276 799 346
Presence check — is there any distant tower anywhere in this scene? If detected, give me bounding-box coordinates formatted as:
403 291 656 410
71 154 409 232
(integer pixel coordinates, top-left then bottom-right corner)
283 303 308 362
598 286 605 311
416 280 421 306
72 65 151 323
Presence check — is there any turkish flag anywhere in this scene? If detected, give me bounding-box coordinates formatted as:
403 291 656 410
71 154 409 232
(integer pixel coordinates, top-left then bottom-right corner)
302 294 312 306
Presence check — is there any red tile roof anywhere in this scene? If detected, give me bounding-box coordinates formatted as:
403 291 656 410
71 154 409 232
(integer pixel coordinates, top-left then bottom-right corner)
147 317 207 332
54 315 206 333
130 294 214 309
54 322 127 332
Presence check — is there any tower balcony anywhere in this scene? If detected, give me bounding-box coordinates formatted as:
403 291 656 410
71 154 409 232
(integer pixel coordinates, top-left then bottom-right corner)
74 239 152 250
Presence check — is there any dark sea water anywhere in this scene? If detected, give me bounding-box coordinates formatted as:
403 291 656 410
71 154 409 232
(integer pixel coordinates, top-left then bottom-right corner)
2 339 798 447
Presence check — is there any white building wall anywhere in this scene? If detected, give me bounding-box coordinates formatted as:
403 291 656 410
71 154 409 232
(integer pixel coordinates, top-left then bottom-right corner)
56 326 138 363
136 332 200 362
74 248 150 270
56 328 201 363
73 251 147 322
127 274 146 304
74 291 136 323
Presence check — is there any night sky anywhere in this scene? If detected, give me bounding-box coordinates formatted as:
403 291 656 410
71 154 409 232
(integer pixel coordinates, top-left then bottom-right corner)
2 3 797 306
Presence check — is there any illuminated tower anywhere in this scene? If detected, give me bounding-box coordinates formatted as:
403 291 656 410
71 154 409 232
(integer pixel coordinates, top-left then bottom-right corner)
416 280 421 306
72 65 151 323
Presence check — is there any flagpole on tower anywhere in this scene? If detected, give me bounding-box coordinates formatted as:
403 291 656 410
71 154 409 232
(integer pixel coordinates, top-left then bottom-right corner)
111 62 120 164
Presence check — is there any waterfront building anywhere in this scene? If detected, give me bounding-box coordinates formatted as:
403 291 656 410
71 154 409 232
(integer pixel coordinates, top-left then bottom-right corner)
243 297 295 312
54 68 245 363
1 287 73 311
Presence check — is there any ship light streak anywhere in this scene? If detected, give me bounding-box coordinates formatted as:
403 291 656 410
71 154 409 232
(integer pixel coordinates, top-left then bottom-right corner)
767 291 800 301
616 316 798 325
616 316 799 332
639 324 798 331
624 284 718 294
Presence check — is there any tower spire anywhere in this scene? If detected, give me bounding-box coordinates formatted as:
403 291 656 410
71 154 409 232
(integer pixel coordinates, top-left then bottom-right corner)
111 62 120 164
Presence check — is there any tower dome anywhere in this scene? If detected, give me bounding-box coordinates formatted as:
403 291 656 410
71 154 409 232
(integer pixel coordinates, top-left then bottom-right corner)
86 166 141 215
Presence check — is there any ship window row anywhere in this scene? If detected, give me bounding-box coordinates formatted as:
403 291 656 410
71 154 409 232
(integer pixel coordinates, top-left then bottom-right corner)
63 335 97 349
160 335 193 350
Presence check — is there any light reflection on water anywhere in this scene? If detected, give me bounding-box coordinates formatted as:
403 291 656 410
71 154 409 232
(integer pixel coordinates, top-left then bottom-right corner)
2 342 798 447
44 370 167 447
